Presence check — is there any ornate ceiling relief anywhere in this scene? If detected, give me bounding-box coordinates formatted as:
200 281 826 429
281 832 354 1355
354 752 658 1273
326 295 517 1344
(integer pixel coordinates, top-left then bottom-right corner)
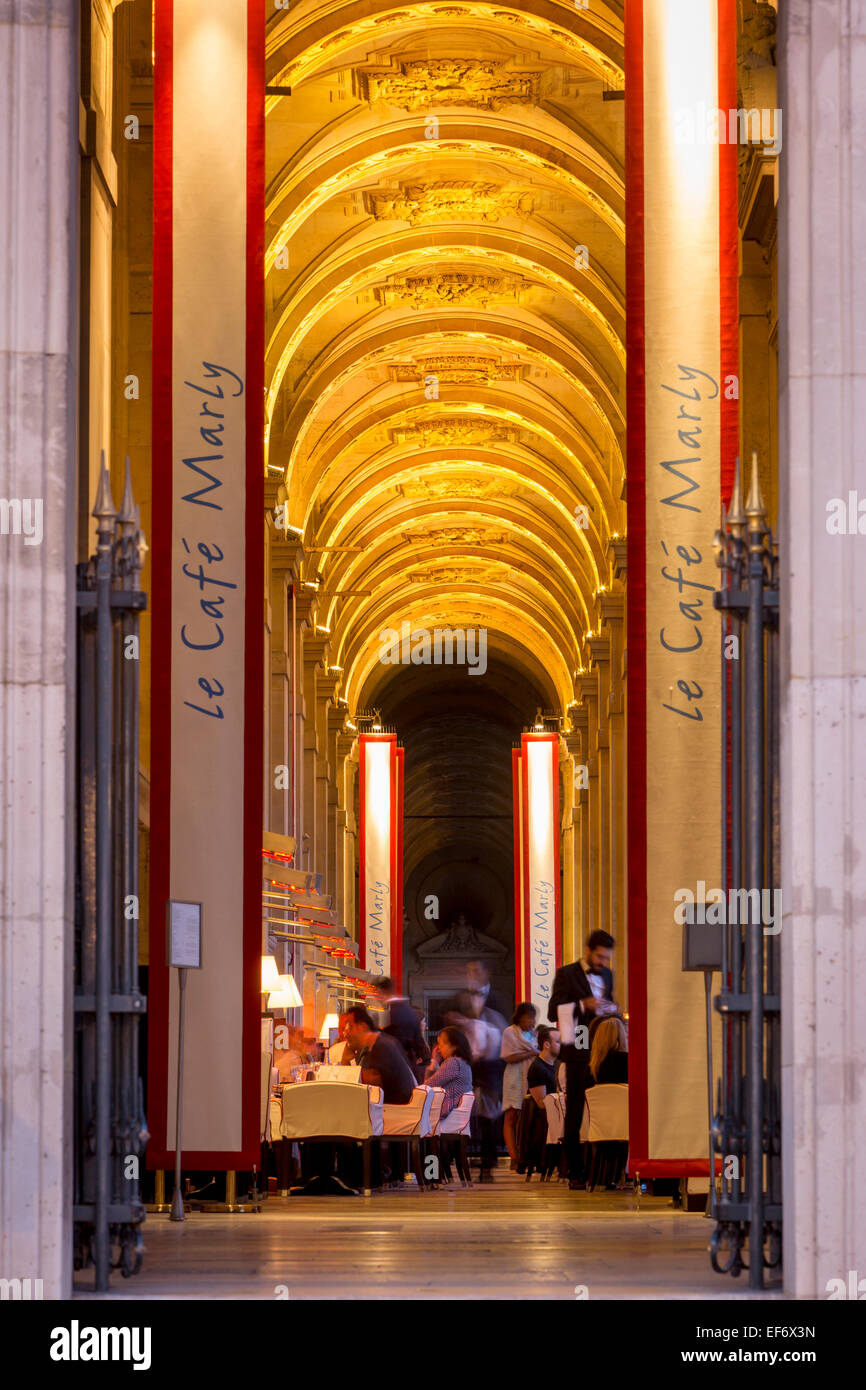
365 183 537 226
390 419 521 447
358 59 541 112
389 356 525 385
401 527 511 546
375 272 528 311
398 479 521 500
407 564 512 584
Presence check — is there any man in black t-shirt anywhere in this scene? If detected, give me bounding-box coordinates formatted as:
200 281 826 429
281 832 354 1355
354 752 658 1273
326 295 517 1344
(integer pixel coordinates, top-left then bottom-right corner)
343 1006 416 1104
527 1026 561 1101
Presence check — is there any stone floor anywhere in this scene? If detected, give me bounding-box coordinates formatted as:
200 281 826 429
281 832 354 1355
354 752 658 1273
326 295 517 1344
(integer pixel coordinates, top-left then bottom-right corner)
75 1166 784 1300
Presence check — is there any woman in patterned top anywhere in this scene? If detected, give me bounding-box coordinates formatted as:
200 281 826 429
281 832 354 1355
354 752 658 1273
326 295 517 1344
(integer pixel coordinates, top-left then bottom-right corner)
423 1025 473 1118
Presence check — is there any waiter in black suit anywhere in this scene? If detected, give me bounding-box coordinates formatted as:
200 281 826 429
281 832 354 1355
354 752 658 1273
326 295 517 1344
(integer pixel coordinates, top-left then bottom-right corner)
547 929 617 1188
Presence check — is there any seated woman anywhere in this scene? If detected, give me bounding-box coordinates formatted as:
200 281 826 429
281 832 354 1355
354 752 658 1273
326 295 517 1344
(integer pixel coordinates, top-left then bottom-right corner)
586 1016 628 1087
423 1025 473 1119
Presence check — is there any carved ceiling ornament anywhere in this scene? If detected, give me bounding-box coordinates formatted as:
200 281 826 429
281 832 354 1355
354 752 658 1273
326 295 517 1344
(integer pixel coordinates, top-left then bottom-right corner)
407 564 511 584
389 356 525 385
390 418 521 448
376 271 528 311
359 58 541 112
398 477 521 500
365 182 537 226
402 526 511 547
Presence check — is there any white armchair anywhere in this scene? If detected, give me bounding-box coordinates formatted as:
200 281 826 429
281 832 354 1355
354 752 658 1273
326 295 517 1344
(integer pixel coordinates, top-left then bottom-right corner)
544 1091 565 1145
382 1085 433 1137
381 1086 435 1190
434 1092 475 1186
280 1081 384 1194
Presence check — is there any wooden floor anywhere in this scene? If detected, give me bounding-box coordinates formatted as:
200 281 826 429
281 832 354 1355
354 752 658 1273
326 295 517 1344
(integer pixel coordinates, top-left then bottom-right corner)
76 1166 782 1300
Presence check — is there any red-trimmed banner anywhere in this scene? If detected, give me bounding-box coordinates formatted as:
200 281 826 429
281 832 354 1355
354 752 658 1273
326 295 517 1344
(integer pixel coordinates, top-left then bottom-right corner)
513 734 561 1016
148 0 265 1169
358 733 403 981
626 0 735 1172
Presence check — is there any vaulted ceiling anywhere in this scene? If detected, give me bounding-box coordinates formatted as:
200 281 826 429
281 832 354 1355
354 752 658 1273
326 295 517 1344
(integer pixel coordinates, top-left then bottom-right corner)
265 0 625 720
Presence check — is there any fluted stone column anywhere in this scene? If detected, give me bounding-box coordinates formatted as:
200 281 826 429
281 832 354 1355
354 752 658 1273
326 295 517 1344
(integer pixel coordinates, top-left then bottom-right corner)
0 0 78 1300
779 0 866 1298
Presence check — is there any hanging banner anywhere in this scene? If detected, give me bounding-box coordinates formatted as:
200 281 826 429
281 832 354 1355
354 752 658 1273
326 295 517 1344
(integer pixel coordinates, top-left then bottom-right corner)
148 0 265 1168
513 734 560 1015
359 733 402 981
626 0 736 1172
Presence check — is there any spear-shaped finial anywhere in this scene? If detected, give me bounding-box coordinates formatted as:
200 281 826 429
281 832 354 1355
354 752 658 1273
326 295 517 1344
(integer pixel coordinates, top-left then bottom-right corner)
92 450 117 538
713 501 728 567
118 456 136 528
727 455 746 536
744 449 767 531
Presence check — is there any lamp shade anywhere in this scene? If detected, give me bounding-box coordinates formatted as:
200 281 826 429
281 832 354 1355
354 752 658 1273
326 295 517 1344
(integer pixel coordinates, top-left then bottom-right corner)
267 974 303 1009
261 955 281 992
319 1013 340 1040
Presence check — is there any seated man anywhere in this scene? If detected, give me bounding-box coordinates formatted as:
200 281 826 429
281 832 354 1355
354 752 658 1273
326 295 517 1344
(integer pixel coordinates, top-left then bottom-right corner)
328 1010 360 1066
343 1005 416 1104
518 1026 562 1178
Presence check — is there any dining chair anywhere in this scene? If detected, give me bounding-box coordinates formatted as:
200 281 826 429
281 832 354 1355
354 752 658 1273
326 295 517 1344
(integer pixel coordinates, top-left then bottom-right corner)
381 1086 435 1190
280 1080 384 1195
584 1083 629 1191
435 1092 475 1185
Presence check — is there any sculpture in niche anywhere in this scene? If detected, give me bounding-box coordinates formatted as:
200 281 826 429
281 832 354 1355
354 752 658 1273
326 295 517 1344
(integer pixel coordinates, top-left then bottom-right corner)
376 272 528 311
360 59 541 112
366 182 537 226
419 913 508 959
739 0 777 69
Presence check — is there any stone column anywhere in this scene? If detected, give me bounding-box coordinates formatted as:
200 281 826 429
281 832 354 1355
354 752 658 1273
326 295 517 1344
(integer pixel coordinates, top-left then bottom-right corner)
778 0 866 1298
601 593 627 1000
0 0 78 1300
587 634 612 938
576 671 600 939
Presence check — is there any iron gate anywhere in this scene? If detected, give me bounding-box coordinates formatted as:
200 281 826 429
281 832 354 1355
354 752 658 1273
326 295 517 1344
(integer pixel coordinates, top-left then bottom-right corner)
710 454 782 1288
74 458 148 1289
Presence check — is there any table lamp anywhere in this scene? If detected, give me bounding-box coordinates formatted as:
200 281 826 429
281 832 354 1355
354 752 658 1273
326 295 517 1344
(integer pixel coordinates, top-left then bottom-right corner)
268 974 303 1009
319 1012 340 1041
261 955 281 994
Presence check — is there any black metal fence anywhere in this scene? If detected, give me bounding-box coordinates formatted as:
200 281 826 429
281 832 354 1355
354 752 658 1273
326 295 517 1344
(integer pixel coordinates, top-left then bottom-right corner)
710 454 781 1287
74 458 148 1289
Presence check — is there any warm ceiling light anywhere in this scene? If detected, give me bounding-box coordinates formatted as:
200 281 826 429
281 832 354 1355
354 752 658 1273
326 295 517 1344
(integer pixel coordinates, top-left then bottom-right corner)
261 955 281 993
268 975 303 1009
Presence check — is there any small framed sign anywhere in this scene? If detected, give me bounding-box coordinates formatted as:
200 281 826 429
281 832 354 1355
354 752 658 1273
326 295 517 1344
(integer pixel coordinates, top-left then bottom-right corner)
167 900 203 969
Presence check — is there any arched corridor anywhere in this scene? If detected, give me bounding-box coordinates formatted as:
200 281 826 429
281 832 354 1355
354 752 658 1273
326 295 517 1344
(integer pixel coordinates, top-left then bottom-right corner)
7 0 866 1329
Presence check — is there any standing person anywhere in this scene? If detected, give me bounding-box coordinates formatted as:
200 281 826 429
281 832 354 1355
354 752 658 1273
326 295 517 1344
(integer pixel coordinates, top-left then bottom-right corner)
380 976 431 1082
500 1003 538 1170
465 958 509 1018
548 930 618 1189
446 990 505 1181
